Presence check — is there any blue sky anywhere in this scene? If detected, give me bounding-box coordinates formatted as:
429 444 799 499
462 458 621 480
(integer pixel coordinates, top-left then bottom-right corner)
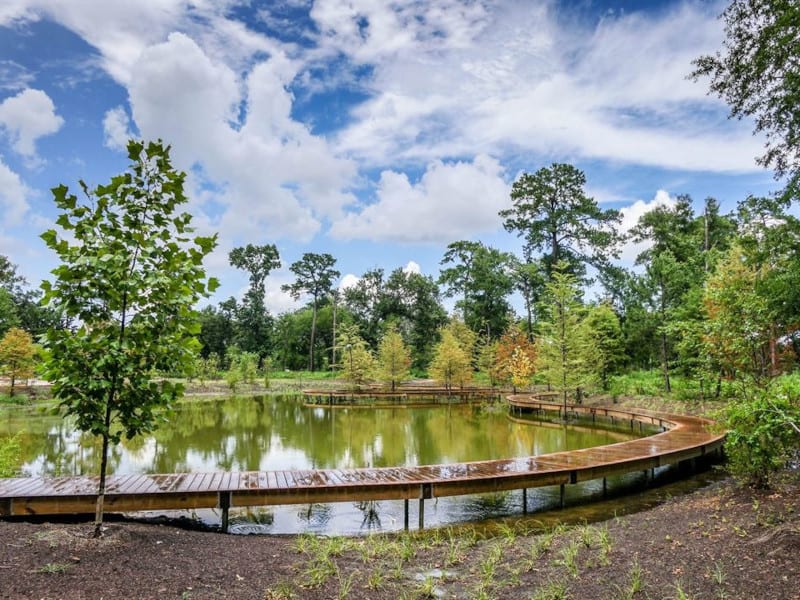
0 0 778 313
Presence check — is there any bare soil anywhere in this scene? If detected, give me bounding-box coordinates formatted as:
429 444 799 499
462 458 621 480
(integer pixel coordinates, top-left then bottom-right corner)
1 471 798 600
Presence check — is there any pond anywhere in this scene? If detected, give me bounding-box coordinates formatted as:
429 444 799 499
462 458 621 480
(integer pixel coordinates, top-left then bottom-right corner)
1 395 672 534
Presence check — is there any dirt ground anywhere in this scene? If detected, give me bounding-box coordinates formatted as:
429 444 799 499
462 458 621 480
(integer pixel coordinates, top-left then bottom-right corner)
1 470 798 600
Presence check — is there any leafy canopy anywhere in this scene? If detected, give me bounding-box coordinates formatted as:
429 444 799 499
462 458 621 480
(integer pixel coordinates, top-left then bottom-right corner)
40 139 218 444
692 0 800 189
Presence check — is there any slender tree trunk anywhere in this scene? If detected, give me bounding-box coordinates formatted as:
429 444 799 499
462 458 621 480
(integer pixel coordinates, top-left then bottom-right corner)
94 399 113 538
331 296 337 371
309 297 318 372
9 373 15 397
660 330 671 393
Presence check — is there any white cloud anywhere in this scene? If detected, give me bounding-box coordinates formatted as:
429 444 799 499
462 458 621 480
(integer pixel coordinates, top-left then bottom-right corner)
0 88 63 161
102 106 134 151
0 158 29 226
329 1 762 173
618 189 677 264
0 60 34 91
127 32 356 244
403 260 420 274
310 0 488 64
339 273 359 290
331 154 509 243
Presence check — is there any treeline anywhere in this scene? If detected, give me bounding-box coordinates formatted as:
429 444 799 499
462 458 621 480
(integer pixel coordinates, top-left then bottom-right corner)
189 164 798 394
1 162 798 400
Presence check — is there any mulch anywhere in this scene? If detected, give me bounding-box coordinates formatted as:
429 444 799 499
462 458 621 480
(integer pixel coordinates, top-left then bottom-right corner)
1 472 798 599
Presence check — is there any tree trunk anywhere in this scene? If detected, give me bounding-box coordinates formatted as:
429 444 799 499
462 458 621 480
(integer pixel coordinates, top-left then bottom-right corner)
309 297 318 372
331 296 337 371
660 330 671 393
94 400 113 538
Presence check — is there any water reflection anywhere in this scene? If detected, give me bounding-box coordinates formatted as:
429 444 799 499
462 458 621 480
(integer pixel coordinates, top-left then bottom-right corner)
1 395 635 477
1 395 677 534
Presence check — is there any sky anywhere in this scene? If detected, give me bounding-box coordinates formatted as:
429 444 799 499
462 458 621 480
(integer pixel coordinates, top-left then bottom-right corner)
0 0 779 314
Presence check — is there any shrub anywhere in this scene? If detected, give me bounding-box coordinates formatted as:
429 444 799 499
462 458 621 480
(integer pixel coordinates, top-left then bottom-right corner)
723 376 800 488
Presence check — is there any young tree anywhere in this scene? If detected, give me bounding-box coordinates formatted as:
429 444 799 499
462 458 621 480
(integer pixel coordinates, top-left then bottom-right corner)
282 253 340 372
40 140 218 536
376 323 411 391
494 324 537 391
703 245 775 388
228 244 280 360
337 323 375 389
581 303 624 391
535 267 590 412
500 163 622 282
429 328 472 391
0 327 36 396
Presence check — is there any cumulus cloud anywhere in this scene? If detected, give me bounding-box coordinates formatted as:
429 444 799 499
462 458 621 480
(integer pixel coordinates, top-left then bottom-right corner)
0 158 29 226
0 88 63 161
126 32 357 244
618 189 677 264
403 260 420 274
102 106 134 151
339 273 360 290
331 154 508 243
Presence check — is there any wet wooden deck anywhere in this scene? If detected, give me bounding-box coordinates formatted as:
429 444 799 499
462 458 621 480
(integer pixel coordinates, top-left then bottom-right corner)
0 399 724 530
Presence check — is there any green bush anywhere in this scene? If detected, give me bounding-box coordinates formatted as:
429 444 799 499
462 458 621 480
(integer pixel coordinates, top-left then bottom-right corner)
723 376 800 488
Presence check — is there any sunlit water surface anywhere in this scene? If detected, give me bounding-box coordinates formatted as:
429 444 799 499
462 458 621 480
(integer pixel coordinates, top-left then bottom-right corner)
1 395 701 534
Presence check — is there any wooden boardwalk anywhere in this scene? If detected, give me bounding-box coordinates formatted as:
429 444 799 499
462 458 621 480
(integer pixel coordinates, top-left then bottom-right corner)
0 399 725 531
303 384 506 405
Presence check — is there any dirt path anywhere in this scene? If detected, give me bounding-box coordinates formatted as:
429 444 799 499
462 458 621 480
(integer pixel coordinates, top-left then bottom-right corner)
1 472 798 600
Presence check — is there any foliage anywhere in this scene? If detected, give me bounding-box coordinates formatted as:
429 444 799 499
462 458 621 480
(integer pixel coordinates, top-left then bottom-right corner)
0 255 59 337
0 432 22 477
336 323 375 389
282 253 340 372
477 338 500 387
444 318 478 368
429 327 472 391
439 241 515 338
508 347 535 391
40 139 217 533
535 267 591 408
581 303 624 391
500 163 622 282
692 0 800 188
228 244 281 359
703 246 775 388
0 327 36 396
722 375 800 488
494 325 536 391
376 323 411 391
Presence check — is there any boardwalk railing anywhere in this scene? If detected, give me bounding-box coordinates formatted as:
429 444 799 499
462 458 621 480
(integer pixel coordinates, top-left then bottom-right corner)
0 399 725 532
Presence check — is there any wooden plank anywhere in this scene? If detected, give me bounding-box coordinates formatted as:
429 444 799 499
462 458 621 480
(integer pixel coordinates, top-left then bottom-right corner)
0 405 725 522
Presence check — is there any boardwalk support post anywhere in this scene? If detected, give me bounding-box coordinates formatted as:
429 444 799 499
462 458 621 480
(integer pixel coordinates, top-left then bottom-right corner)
404 499 409 530
602 477 607 498
522 488 527 514
219 491 231 534
419 483 432 530
559 484 565 509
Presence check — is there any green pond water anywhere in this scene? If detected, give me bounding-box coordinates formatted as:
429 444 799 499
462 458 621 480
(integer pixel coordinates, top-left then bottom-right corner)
1 395 709 534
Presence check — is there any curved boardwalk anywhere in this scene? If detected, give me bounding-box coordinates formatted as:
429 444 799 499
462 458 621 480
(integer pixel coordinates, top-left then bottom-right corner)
0 397 724 531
